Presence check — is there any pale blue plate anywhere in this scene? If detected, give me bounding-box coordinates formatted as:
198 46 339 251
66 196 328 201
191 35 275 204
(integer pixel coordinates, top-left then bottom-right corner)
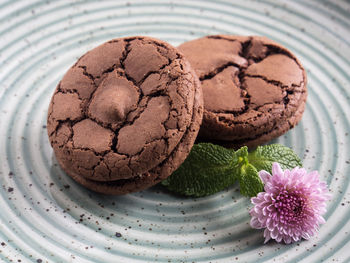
0 0 349 262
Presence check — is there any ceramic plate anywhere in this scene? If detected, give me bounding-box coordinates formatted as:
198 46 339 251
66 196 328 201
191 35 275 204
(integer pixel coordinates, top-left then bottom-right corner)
0 0 349 262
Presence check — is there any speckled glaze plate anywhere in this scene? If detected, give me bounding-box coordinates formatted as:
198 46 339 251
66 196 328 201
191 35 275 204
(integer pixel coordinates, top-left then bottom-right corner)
0 1 349 262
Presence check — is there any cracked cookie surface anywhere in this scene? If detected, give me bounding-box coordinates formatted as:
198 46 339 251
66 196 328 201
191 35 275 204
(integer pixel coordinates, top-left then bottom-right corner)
178 35 307 148
47 36 203 194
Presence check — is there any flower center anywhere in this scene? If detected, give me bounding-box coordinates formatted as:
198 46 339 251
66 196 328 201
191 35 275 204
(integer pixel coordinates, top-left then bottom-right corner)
273 190 306 224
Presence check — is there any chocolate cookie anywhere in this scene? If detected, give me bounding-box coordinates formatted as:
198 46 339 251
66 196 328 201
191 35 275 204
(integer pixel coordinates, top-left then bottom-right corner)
47 36 203 194
178 35 307 148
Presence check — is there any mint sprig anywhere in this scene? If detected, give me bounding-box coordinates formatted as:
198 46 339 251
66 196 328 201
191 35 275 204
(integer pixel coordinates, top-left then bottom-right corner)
161 143 302 197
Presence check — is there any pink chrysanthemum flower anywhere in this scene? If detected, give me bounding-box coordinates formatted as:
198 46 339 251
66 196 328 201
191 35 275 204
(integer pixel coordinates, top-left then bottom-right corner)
250 162 331 244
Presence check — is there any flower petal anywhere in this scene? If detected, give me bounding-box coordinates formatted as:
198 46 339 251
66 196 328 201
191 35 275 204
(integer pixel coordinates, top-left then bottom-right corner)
266 218 274 231
259 170 272 184
270 227 279 239
284 235 292 244
263 228 271 244
250 217 262 229
318 216 326 225
251 194 265 205
272 162 283 176
276 234 283 243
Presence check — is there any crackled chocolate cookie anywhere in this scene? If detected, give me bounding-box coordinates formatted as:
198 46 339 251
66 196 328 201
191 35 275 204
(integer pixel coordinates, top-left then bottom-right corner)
178 35 307 148
47 36 203 194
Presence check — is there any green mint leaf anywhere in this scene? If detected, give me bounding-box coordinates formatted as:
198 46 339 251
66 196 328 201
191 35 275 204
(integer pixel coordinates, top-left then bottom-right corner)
238 163 264 197
161 143 237 197
248 144 302 174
